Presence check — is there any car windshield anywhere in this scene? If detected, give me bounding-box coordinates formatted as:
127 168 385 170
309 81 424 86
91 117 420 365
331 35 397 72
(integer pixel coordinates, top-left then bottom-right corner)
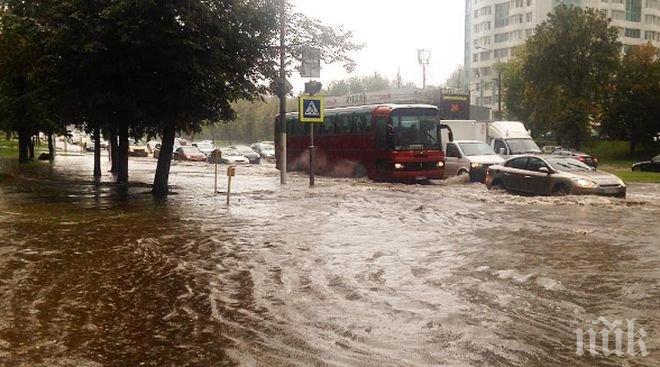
220 148 240 155
390 109 441 150
181 147 201 154
196 143 214 151
653 155 660 162
547 157 593 172
458 142 496 156
506 138 542 154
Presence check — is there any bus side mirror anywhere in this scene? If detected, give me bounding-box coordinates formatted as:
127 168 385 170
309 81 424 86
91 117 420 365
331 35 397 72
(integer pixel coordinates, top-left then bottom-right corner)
448 131 454 142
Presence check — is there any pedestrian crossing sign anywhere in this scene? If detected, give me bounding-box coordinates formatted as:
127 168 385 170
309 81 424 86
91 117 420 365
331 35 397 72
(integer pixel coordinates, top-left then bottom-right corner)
299 96 324 123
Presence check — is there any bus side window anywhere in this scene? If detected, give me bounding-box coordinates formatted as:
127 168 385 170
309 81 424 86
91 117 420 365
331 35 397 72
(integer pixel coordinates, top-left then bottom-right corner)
356 112 370 134
338 113 351 134
322 115 334 135
375 117 388 149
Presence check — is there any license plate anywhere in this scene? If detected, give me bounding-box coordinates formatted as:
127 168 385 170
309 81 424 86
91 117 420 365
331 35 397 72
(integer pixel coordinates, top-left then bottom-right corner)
415 176 428 181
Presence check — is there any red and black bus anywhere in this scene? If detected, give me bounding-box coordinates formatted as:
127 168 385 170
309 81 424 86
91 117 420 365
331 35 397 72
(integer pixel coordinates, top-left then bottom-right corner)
275 103 452 181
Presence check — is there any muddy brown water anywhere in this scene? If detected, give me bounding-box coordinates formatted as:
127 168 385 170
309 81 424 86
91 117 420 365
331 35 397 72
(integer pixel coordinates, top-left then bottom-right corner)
0 154 658 366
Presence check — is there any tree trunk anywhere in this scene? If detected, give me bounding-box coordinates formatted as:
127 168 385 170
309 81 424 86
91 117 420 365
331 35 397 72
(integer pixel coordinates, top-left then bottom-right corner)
117 124 129 184
28 136 35 160
153 122 176 197
109 128 119 173
47 133 54 159
18 129 29 164
93 126 101 178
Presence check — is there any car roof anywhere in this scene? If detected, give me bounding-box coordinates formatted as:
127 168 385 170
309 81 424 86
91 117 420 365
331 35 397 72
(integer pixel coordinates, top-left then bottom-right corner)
453 140 488 144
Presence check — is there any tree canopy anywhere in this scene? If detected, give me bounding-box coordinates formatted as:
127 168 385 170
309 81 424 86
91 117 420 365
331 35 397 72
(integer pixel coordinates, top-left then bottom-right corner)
503 5 621 147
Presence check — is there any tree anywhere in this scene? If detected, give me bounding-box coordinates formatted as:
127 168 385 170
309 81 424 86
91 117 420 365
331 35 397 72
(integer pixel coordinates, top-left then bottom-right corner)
517 4 620 148
325 73 391 96
603 43 660 153
0 1 51 163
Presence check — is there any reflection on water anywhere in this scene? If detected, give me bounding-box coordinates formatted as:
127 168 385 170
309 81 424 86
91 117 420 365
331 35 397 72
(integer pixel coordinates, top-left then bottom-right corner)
0 155 658 366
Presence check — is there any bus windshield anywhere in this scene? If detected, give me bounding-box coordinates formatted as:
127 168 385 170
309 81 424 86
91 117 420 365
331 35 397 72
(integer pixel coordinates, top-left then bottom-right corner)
390 109 441 150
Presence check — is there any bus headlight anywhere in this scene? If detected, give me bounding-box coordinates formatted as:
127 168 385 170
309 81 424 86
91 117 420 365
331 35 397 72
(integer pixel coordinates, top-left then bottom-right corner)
394 163 404 170
437 161 444 167
470 162 482 169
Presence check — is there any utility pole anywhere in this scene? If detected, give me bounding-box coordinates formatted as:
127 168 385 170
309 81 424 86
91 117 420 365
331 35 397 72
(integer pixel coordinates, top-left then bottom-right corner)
278 0 287 185
396 67 402 89
497 68 502 120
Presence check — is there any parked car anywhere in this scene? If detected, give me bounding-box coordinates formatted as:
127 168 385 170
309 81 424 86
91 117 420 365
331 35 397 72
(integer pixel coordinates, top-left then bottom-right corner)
173 146 206 162
485 155 625 197
231 145 261 164
444 140 505 182
214 147 249 164
250 142 276 160
632 155 660 172
552 147 598 169
128 141 149 157
192 141 216 157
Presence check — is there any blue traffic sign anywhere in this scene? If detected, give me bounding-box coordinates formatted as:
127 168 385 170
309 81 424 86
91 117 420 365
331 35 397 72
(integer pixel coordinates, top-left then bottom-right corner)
299 96 324 123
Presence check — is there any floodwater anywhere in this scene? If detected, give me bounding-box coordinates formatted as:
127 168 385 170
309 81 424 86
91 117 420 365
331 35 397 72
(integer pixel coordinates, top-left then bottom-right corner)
0 153 658 367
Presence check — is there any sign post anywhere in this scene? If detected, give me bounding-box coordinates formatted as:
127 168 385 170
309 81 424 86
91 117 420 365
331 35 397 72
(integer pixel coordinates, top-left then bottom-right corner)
208 149 223 193
298 95 324 187
226 165 236 205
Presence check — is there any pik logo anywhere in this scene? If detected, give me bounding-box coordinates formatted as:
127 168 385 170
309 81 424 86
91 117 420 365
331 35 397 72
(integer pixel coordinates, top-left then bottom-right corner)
575 317 649 357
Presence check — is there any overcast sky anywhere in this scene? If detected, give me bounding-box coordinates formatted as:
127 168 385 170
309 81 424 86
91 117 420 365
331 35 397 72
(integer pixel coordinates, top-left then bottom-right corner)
289 0 465 93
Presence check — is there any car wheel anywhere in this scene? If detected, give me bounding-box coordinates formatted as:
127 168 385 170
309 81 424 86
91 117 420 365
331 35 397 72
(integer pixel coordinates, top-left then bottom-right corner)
457 169 468 176
552 184 570 196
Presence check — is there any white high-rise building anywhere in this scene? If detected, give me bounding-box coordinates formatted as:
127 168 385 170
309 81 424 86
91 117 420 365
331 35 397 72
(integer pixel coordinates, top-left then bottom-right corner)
464 0 660 112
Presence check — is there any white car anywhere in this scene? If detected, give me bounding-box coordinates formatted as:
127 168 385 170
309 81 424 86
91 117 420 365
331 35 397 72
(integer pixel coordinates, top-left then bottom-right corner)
444 140 505 182
192 141 216 157
216 147 249 164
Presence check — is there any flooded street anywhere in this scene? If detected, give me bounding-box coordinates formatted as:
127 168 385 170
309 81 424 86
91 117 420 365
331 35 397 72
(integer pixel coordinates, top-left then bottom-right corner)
0 154 658 366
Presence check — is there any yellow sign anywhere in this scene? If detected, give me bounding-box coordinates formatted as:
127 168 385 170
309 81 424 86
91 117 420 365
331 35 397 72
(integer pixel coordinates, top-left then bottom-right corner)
299 96 325 123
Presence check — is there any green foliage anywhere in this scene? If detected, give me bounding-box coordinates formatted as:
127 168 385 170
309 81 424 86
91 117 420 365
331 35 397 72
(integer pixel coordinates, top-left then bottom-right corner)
506 5 621 148
286 7 364 73
601 43 660 153
324 73 391 96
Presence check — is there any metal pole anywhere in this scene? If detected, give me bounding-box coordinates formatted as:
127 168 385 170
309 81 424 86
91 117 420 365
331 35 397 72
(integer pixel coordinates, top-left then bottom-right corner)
309 123 315 187
480 79 484 107
422 64 426 89
497 70 502 120
214 164 218 193
278 0 287 185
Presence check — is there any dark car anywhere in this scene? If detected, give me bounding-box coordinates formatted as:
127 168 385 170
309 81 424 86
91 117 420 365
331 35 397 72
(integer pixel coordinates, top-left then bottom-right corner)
231 145 261 164
552 147 598 169
173 146 207 162
485 155 625 198
632 155 660 172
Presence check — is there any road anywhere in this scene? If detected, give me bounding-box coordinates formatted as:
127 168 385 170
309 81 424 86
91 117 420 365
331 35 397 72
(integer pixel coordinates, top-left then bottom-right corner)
0 154 658 366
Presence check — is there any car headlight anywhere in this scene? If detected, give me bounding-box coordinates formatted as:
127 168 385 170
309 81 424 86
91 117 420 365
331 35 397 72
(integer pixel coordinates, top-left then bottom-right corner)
617 178 626 187
437 161 444 167
572 178 598 188
470 162 482 169
394 163 404 170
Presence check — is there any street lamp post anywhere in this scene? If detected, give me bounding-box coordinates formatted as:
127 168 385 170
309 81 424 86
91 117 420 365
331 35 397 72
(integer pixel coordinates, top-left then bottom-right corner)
417 49 431 89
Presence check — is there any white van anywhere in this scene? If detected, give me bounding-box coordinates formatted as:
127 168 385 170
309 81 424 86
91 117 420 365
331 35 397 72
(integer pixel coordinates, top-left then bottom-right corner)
444 140 504 182
441 120 541 157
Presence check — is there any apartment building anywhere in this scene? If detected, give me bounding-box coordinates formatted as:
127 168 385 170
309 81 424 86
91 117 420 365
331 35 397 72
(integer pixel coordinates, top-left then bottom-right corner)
464 0 660 111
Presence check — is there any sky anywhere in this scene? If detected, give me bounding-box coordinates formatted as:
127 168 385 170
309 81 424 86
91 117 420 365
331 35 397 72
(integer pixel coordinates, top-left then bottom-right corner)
289 0 465 94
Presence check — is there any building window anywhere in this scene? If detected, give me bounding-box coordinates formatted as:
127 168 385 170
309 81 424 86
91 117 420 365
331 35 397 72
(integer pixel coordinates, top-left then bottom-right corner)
611 10 625 20
495 3 510 28
624 28 641 38
625 0 642 22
